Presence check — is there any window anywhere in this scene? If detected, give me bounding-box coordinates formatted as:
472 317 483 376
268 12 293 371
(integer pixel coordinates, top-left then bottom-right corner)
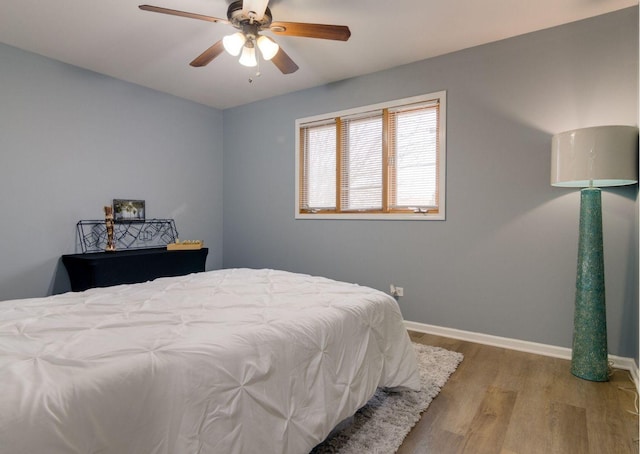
296 91 446 220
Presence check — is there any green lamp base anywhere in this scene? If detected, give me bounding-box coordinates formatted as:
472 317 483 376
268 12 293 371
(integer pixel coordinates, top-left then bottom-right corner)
570 188 608 382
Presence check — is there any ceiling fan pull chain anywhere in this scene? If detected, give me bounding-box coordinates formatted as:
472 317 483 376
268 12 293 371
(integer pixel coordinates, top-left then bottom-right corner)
249 52 261 83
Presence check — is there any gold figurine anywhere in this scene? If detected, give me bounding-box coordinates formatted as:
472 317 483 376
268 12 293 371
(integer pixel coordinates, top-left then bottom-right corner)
104 205 116 252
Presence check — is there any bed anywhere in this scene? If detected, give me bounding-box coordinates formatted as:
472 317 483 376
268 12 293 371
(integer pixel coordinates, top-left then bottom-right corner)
0 268 420 454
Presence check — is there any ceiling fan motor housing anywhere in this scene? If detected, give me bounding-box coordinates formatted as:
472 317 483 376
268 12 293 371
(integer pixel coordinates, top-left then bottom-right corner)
227 0 273 30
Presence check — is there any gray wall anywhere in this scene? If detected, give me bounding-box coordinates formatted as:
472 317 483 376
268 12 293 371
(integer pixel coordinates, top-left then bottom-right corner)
222 8 639 357
0 43 224 300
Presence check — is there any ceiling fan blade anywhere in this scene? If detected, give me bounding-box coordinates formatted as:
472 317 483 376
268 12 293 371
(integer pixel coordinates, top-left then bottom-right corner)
190 40 225 67
270 22 351 41
242 0 269 21
139 5 228 24
271 47 299 74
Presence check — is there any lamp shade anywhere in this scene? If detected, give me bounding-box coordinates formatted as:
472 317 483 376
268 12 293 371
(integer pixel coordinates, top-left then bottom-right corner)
239 45 257 67
551 125 638 187
256 35 279 61
223 32 247 57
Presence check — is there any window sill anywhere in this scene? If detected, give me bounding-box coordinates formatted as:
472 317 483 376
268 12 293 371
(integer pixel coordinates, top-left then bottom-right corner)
295 212 445 221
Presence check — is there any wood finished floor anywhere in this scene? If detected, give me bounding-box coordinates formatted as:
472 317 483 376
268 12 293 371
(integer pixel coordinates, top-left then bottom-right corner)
398 331 639 454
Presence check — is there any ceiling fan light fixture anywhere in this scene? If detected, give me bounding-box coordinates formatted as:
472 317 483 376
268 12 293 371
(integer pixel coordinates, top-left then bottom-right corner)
256 35 279 60
239 44 257 67
222 32 246 56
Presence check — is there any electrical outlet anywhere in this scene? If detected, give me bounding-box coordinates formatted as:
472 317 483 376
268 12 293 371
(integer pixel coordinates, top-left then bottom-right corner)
390 285 404 297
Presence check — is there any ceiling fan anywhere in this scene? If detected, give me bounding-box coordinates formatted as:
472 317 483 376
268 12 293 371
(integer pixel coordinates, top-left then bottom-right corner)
139 0 351 74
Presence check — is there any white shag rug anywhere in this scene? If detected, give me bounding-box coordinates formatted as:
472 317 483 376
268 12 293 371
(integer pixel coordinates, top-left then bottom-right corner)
311 343 463 454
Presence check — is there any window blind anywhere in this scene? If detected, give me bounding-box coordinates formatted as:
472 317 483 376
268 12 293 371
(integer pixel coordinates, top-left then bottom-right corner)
301 121 336 210
340 112 383 211
389 101 439 210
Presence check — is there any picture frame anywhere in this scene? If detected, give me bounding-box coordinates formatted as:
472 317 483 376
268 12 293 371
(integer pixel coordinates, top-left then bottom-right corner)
113 199 145 222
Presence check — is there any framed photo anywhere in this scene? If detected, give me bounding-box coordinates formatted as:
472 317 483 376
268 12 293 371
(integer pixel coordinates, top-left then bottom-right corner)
113 199 145 222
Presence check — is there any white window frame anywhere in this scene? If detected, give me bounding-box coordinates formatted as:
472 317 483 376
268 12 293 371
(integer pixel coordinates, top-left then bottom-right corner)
295 91 447 220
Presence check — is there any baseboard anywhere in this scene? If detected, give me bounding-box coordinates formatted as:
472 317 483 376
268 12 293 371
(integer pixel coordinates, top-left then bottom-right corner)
405 320 639 390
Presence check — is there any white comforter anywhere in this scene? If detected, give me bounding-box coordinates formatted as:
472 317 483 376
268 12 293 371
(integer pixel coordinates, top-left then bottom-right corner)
0 268 419 454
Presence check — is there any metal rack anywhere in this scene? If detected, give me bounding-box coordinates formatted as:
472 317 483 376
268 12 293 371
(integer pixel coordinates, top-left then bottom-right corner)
76 219 179 253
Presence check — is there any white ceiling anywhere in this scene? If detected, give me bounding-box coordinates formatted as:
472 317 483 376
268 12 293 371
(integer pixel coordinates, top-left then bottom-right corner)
0 0 636 109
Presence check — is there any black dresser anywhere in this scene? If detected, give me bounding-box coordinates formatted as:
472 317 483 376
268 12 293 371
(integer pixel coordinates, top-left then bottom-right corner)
62 247 209 292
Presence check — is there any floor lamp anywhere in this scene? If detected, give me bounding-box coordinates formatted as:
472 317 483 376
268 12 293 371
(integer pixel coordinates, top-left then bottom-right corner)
551 125 638 382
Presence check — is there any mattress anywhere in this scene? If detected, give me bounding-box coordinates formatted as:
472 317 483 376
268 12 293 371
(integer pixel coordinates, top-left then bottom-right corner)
0 268 420 454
